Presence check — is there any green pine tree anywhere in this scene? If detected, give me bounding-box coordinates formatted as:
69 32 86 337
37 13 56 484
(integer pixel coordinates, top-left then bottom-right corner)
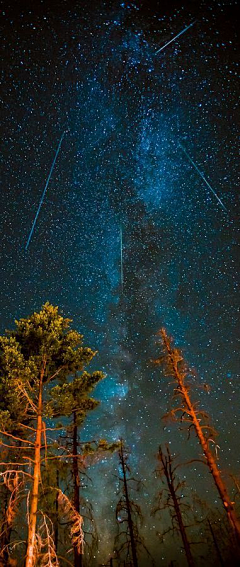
0 302 105 566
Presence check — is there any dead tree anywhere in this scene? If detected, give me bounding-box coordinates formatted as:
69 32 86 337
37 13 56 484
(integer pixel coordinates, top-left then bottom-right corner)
154 328 240 545
114 440 153 567
0 471 23 565
192 494 240 566
70 413 99 567
207 519 225 567
55 469 59 553
152 445 195 567
72 410 83 567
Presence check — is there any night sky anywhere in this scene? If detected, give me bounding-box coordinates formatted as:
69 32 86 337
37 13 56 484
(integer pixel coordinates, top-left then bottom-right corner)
1 0 239 564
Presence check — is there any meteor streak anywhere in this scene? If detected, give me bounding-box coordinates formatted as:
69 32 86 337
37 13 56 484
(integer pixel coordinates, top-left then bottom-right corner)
155 20 196 54
179 143 227 212
120 225 124 293
25 129 67 251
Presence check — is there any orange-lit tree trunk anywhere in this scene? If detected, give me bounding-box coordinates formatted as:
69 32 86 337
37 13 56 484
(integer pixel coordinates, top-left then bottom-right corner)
25 359 45 567
157 329 240 545
0 303 105 565
72 410 83 567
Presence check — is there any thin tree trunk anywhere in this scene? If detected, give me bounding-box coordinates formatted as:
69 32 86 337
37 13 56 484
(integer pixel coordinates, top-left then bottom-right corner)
72 410 83 567
1 488 12 565
207 519 224 567
161 330 240 545
55 468 59 552
25 358 45 567
1 444 22 563
119 442 138 567
160 448 194 567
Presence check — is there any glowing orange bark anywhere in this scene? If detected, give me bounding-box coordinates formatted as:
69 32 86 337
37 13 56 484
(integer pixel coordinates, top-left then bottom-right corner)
159 329 240 545
25 359 45 567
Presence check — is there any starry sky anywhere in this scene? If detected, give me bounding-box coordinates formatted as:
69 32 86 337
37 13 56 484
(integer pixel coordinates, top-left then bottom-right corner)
1 0 239 563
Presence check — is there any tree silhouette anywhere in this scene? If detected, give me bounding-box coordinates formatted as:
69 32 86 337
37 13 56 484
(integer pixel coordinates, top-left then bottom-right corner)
114 440 153 567
48 380 119 565
152 445 195 567
192 494 240 566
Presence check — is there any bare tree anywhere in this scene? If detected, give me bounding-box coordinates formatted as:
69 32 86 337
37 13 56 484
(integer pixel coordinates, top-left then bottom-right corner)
154 328 240 545
192 494 240 566
152 445 195 567
114 440 153 567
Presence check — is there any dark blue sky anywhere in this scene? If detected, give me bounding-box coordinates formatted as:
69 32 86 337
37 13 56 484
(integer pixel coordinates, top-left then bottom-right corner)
1 0 239 563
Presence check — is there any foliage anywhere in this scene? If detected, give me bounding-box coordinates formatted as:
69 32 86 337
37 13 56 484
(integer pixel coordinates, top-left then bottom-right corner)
0 303 107 565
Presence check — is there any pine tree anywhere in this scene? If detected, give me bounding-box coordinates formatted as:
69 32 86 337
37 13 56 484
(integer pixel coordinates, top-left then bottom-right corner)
0 303 105 566
47 371 106 566
154 328 240 545
0 333 36 563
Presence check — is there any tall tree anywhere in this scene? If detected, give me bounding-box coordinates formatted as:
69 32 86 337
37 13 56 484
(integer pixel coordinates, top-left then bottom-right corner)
154 328 240 545
48 372 109 566
114 440 153 567
0 303 105 566
0 332 37 563
152 445 195 567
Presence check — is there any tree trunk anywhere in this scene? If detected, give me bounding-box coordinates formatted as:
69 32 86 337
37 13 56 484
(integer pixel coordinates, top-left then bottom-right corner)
160 448 194 567
119 442 138 567
171 493 194 567
161 329 240 545
25 359 45 567
1 444 22 563
178 369 240 543
207 519 224 567
1 488 12 565
72 410 83 567
55 468 59 552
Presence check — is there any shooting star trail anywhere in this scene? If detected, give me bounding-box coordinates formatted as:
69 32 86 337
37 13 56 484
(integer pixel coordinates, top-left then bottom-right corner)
120 225 124 293
25 129 68 251
179 143 228 212
155 20 196 55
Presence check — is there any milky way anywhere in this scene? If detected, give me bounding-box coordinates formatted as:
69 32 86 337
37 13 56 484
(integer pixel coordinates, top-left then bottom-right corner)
1 0 239 564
